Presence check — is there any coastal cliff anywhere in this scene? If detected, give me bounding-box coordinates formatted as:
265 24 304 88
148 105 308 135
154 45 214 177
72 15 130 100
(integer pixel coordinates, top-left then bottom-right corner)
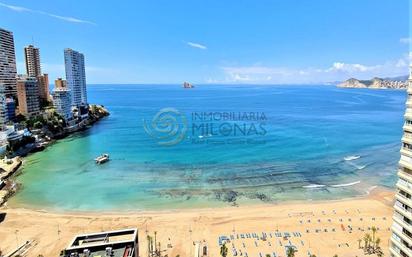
338 76 408 89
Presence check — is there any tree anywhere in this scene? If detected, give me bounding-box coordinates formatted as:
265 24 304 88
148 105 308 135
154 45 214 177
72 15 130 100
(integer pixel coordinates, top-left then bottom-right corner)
375 237 381 248
358 238 362 249
371 226 377 249
220 243 228 257
363 233 371 251
286 247 296 257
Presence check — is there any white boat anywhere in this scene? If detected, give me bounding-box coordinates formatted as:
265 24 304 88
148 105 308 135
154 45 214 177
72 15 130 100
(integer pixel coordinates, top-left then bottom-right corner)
344 155 361 161
95 154 110 164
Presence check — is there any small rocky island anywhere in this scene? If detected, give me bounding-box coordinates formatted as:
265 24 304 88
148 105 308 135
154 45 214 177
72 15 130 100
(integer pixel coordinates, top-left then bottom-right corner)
338 75 408 89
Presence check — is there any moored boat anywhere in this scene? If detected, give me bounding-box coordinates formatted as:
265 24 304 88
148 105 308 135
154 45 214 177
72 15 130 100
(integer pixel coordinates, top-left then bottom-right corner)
95 153 110 164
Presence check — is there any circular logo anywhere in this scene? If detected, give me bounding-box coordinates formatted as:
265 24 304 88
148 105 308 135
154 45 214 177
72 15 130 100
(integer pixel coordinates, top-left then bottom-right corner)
143 108 187 146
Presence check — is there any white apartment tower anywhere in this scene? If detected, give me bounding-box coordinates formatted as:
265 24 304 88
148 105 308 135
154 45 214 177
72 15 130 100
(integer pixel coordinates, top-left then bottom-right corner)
53 78 72 120
24 45 41 77
0 28 17 98
390 67 412 257
64 48 87 107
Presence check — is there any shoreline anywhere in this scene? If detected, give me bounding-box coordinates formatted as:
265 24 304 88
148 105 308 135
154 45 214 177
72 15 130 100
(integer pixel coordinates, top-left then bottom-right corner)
0 105 109 206
0 187 396 257
3 184 394 216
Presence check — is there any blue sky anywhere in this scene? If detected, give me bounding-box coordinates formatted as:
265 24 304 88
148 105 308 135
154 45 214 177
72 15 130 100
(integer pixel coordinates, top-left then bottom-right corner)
0 0 410 84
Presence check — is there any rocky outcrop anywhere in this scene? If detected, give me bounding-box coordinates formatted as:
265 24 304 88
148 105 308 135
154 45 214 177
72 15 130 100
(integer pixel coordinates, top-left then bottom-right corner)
338 76 408 89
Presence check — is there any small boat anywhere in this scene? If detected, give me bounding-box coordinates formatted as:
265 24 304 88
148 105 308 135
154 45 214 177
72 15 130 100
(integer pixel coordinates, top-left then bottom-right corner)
95 153 110 164
344 155 361 161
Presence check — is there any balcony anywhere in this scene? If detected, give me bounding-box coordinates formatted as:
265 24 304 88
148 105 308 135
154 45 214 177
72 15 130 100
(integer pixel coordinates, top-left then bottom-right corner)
391 237 411 257
398 170 412 182
403 136 412 145
403 123 412 132
401 148 412 158
396 193 412 208
393 212 412 233
399 159 412 171
392 225 412 252
389 246 401 257
394 203 412 221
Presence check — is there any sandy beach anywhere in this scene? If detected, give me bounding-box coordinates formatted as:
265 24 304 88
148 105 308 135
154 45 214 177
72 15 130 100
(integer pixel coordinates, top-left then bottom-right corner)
0 187 395 257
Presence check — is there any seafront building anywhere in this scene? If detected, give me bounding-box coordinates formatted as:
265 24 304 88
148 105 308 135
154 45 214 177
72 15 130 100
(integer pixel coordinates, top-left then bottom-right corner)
61 228 138 257
24 45 49 103
55 77 67 89
24 45 42 77
0 28 17 98
64 48 87 107
16 76 40 117
5 97 15 121
390 68 412 257
37 73 50 103
0 84 8 129
53 78 72 120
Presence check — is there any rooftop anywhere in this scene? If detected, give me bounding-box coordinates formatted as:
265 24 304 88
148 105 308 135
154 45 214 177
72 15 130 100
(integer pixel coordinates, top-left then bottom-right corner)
64 228 138 257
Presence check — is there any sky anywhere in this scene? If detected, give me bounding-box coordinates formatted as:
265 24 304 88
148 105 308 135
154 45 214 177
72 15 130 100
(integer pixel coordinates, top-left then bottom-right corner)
0 0 410 84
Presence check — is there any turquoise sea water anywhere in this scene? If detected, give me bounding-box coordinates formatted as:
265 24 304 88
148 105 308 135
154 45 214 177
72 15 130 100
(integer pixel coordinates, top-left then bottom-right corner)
10 85 406 211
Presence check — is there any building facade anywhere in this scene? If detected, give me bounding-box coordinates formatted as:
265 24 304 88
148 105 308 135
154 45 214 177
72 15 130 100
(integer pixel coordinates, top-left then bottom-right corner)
16 76 40 117
64 48 87 107
390 68 412 257
5 97 15 122
53 79 72 121
38 73 50 103
0 28 17 98
24 45 42 77
55 77 67 89
0 84 7 130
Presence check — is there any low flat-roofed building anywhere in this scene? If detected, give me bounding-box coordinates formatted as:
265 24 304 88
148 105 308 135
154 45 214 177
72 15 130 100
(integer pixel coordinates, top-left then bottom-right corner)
62 228 138 257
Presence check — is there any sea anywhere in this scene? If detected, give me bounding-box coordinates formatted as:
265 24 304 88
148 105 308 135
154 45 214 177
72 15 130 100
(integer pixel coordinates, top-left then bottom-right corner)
9 84 406 211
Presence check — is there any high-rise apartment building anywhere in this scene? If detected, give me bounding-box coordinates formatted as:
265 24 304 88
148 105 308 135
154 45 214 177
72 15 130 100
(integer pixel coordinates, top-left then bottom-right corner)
55 77 67 89
64 48 87 106
38 73 50 103
390 68 412 257
16 76 40 117
25 45 49 104
0 84 7 130
24 45 41 77
0 28 17 98
53 78 72 120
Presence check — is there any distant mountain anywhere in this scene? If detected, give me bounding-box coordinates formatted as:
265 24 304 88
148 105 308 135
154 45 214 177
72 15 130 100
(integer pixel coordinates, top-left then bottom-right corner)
338 75 408 89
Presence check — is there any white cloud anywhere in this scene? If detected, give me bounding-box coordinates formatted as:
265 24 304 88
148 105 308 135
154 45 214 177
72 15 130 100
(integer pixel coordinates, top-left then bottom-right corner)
220 54 410 84
187 42 207 50
400 37 411 44
0 2 96 25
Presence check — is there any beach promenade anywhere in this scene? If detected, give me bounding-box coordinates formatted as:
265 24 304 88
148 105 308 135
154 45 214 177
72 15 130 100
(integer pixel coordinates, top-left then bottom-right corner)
0 188 394 257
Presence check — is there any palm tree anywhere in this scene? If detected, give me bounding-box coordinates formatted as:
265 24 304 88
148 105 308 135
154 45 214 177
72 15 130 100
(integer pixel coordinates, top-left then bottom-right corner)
371 226 377 249
286 247 296 257
375 237 381 251
363 234 369 251
220 243 228 257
